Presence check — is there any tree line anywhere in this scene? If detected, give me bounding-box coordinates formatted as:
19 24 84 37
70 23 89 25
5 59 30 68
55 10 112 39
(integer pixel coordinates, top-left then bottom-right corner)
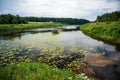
96 11 120 22
24 17 89 25
0 14 89 24
0 14 27 24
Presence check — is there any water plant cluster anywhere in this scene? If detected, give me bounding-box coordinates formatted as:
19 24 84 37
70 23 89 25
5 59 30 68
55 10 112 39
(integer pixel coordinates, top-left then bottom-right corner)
0 38 93 79
0 40 85 67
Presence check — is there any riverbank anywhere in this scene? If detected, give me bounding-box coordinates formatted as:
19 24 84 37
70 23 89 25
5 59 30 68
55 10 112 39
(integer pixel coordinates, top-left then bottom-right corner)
0 62 88 80
0 22 67 35
80 21 120 45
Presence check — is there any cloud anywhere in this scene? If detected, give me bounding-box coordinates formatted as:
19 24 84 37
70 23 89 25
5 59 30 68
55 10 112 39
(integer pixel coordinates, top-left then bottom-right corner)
0 0 120 21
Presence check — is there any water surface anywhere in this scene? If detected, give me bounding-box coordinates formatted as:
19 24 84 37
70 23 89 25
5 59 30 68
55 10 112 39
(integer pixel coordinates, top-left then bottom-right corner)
0 25 120 60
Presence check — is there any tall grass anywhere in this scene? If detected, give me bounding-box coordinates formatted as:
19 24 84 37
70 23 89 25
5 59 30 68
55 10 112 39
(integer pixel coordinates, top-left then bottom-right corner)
0 22 67 35
0 62 86 80
81 21 120 44
0 22 67 30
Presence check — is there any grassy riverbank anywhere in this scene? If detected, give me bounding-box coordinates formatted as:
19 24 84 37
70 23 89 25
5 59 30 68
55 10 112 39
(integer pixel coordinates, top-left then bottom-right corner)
0 22 67 35
81 21 120 45
0 62 87 80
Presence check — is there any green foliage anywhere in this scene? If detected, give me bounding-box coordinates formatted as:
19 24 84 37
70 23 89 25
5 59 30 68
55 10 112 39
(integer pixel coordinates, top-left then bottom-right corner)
0 22 66 29
0 14 89 25
96 11 120 22
24 17 89 25
52 30 59 35
0 14 27 24
0 22 67 35
81 21 120 44
81 11 120 44
0 62 86 80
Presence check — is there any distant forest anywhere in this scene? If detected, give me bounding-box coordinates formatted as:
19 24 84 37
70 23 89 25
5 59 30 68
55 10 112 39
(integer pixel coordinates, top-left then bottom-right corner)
0 14 89 24
24 17 89 25
96 11 120 22
0 14 27 24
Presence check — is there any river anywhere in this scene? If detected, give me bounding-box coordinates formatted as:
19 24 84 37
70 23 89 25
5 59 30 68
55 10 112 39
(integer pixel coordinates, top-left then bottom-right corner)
0 25 120 80
0 25 120 57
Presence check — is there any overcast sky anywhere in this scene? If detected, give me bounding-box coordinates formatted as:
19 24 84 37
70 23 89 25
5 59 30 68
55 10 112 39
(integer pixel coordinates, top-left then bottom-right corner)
0 0 120 21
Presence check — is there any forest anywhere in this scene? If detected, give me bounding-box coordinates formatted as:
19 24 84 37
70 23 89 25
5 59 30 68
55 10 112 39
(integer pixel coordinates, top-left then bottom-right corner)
0 14 27 24
0 14 89 25
24 17 89 24
96 11 120 22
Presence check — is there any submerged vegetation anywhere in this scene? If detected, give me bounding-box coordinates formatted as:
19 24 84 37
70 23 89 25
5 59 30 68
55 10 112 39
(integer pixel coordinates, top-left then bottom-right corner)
0 37 92 80
81 11 120 45
0 39 86 67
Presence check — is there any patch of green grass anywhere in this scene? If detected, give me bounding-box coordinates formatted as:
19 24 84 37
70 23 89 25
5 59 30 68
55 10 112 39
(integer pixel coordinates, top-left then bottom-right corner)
80 21 120 44
0 22 67 35
0 22 67 29
0 62 86 80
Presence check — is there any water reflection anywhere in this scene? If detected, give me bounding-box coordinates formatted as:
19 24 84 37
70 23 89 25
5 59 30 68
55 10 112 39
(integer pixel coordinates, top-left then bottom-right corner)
0 25 79 40
0 34 21 40
0 25 120 58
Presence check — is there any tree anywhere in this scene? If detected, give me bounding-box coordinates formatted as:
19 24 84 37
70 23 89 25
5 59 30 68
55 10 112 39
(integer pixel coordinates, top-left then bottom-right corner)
24 17 89 25
12 19 18 24
96 11 120 22
0 14 28 24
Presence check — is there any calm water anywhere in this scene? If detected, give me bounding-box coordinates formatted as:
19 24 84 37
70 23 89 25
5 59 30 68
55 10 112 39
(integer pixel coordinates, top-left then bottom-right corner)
0 25 120 60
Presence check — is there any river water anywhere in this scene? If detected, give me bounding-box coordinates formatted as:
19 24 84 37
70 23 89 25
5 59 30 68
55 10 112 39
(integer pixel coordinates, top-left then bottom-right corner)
0 25 120 59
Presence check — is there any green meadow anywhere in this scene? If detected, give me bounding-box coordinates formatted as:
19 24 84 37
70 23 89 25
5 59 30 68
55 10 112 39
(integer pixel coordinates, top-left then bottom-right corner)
0 62 87 80
0 22 67 35
0 22 66 29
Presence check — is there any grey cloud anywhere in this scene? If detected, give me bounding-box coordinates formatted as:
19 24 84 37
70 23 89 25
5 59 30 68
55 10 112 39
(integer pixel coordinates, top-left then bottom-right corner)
0 0 120 21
